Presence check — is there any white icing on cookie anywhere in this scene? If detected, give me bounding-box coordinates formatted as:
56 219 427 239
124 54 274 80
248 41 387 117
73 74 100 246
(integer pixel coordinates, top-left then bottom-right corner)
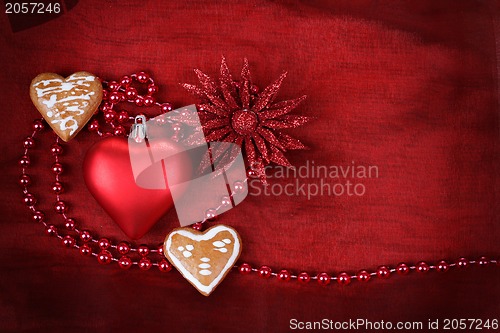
51 117 78 135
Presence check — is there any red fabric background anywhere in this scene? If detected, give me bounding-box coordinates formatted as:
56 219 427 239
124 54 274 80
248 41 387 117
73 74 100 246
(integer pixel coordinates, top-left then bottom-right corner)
1 1 499 332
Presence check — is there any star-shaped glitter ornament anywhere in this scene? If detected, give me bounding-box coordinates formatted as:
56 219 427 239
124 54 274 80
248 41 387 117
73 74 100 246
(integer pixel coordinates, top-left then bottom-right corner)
182 58 310 184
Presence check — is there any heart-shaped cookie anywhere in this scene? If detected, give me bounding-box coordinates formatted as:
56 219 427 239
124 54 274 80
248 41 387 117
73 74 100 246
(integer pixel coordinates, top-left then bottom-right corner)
164 225 242 296
30 72 102 142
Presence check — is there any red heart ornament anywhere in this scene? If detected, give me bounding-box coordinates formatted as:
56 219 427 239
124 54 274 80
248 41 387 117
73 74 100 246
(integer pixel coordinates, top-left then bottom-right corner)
83 137 192 239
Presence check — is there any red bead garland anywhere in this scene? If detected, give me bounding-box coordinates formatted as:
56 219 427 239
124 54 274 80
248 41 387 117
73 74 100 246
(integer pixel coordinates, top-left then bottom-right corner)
239 263 252 275
297 272 311 284
356 270 371 282
277 270 291 282
118 256 133 270
376 265 391 279
19 72 499 286
396 262 410 275
337 272 351 285
317 272 331 286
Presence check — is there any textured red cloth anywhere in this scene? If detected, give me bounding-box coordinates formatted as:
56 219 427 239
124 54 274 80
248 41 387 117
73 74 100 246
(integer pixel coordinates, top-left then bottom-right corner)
1 1 499 332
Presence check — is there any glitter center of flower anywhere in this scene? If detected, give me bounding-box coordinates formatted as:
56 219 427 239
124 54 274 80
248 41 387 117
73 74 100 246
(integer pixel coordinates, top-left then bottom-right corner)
231 109 258 135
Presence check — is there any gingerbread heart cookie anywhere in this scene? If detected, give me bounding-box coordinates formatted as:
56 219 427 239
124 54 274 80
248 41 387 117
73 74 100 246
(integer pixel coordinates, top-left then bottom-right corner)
164 225 242 296
30 72 102 142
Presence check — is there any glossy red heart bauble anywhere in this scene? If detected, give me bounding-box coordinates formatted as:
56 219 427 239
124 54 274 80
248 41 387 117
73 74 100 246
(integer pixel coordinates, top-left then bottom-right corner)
83 137 192 239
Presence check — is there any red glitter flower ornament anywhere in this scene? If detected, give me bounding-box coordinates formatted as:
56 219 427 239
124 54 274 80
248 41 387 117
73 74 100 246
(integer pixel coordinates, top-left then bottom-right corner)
182 58 311 183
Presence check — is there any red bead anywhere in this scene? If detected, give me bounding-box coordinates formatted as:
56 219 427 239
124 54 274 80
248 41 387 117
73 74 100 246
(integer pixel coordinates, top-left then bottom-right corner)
238 263 252 275
297 272 311 283
436 260 449 273
19 155 30 167
32 210 44 222
109 91 123 104
117 111 129 123
64 218 75 230
233 181 245 193
125 87 138 100
171 122 182 133
98 238 110 250
52 182 64 194
221 196 232 207
24 193 36 206
97 250 112 265
137 245 150 257
23 137 35 149
456 257 469 269
396 263 410 275
100 101 112 112
143 95 155 107
156 244 164 255
161 103 172 113
416 261 430 273
102 89 108 100
80 230 92 242
357 270 371 282
158 259 172 272
155 115 167 125
147 84 158 95
45 224 57 236
191 222 203 231
51 162 63 174
337 272 351 285
88 119 99 132
79 244 92 256
62 235 75 248
32 119 45 131
19 174 31 186
277 269 291 282
113 125 126 137
136 71 149 83
107 81 120 91
478 256 489 266
376 266 391 279
50 144 63 155
139 257 152 271
54 201 67 214
258 265 272 278
104 110 117 123
205 208 217 220
118 256 132 270
134 96 144 107
247 168 258 178
317 272 331 286
117 242 130 254
120 76 132 87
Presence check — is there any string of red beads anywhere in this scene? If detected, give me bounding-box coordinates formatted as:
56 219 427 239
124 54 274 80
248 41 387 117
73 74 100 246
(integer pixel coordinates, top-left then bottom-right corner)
19 72 500 284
